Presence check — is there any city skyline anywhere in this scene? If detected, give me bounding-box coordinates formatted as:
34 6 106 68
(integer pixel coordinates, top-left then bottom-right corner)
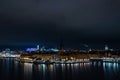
0 0 120 80
0 43 117 51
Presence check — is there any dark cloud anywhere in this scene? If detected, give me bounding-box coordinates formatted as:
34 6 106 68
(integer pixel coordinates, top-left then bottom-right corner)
0 0 120 48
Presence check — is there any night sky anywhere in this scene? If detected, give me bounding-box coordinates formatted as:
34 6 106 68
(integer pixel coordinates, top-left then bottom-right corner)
0 0 120 49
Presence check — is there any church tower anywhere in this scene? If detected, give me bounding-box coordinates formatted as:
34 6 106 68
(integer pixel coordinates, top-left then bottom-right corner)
59 39 64 55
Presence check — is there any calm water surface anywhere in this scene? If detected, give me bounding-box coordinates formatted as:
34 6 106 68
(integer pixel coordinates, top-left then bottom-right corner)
0 58 120 80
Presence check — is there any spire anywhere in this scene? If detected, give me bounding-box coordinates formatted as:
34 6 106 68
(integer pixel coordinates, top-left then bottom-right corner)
59 39 64 54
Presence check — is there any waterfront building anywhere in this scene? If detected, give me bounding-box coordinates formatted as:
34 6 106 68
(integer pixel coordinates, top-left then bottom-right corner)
105 45 109 50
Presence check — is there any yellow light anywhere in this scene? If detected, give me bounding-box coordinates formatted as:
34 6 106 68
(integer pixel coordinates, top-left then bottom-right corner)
23 58 30 60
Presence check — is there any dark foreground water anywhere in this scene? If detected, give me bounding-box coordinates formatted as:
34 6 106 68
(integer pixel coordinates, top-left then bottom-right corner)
0 58 120 80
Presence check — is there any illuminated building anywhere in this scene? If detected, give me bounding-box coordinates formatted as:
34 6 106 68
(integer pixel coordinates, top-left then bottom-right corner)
37 45 40 50
40 46 46 52
47 48 59 52
0 48 18 57
26 48 36 52
26 45 40 52
105 45 109 50
5 48 11 57
89 48 92 52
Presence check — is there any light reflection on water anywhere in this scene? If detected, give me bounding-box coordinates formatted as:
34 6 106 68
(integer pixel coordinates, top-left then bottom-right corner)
23 63 33 80
0 58 120 80
103 62 120 80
